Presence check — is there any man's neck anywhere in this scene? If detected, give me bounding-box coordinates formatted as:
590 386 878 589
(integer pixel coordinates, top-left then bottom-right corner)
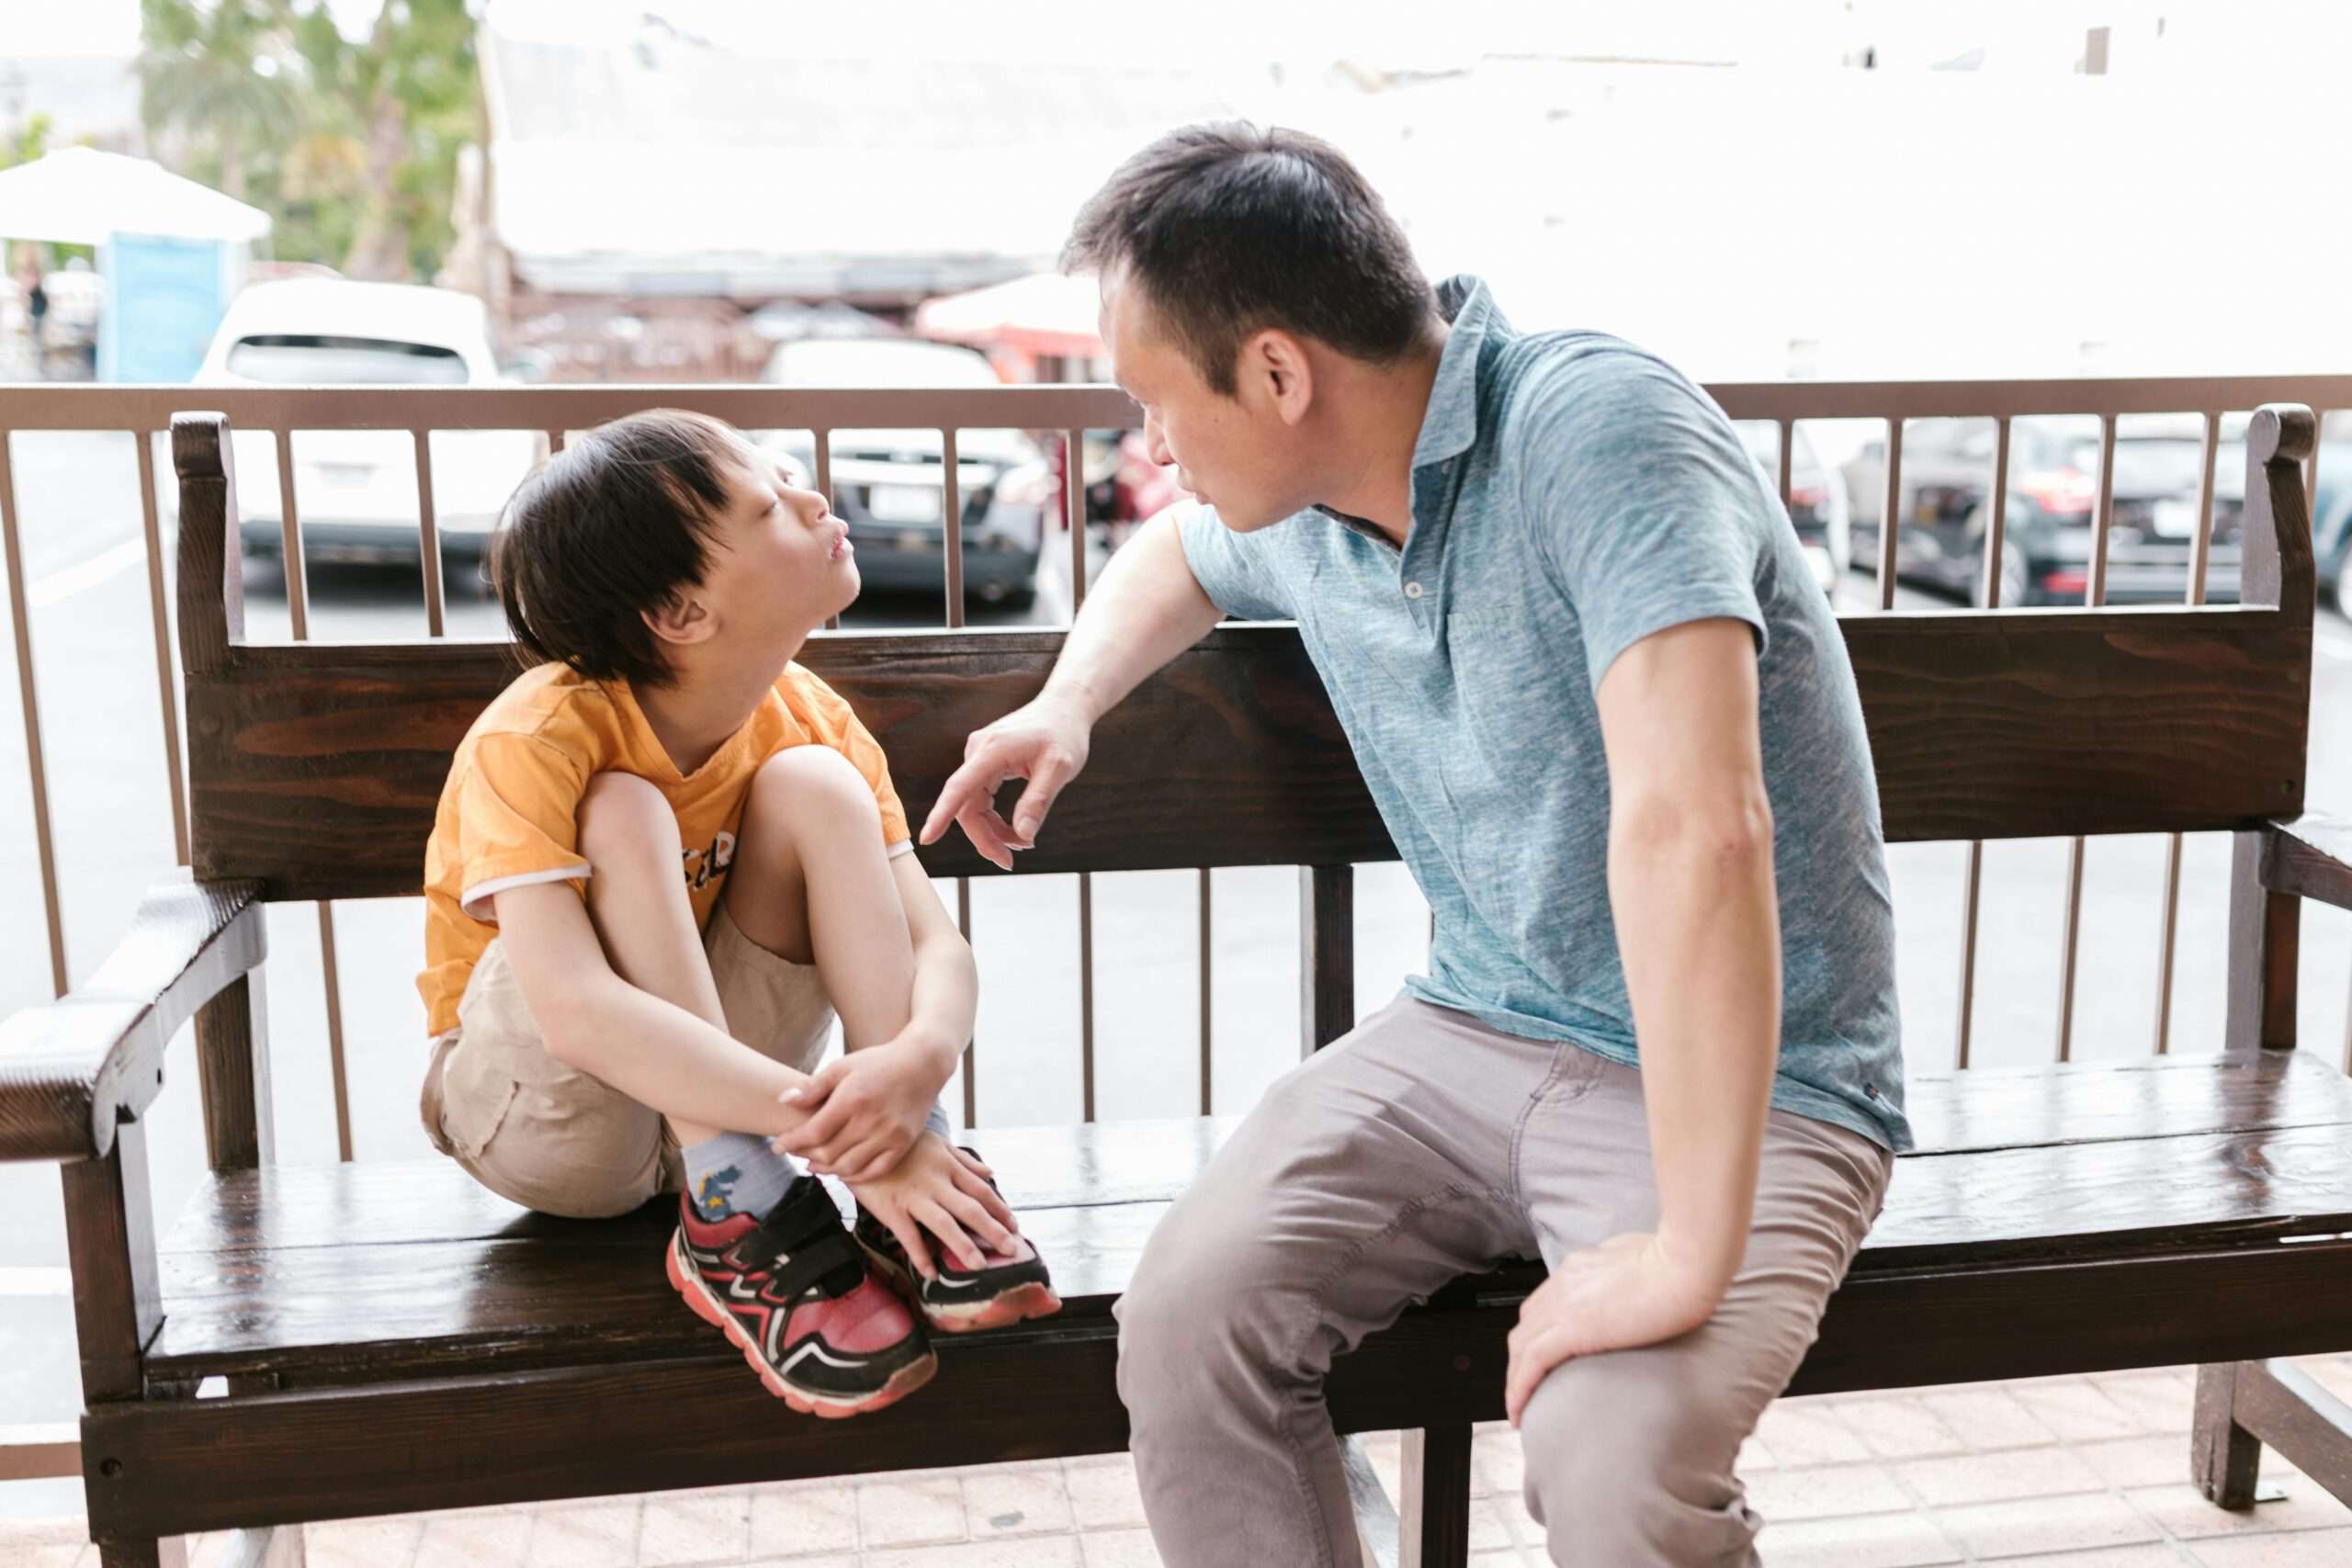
1312 322 1452 549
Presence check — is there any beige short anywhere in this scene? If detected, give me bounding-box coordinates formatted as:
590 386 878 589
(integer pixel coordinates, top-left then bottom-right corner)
419 905 834 1219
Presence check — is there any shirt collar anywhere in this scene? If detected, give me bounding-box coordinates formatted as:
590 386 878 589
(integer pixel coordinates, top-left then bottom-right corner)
1413 274 1509 471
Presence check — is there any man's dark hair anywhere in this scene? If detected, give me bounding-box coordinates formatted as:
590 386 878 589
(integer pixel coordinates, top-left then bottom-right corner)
1063 121 1436 396
488 408 741 690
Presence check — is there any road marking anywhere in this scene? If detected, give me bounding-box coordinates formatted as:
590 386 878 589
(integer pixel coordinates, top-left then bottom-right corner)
2316 624 2352 664
27 537 145 611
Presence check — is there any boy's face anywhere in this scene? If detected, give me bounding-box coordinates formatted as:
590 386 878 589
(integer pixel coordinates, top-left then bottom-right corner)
690 437 860 659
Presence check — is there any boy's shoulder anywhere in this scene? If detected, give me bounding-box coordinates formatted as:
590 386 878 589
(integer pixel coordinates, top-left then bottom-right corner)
460 662 621 762
769 660 847 723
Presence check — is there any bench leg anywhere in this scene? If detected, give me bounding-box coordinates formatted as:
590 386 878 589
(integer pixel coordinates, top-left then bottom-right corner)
2196 1359 2352 1512
2195 1362 2266 1508
1399 1425 1475 1568
96 1539 188 1568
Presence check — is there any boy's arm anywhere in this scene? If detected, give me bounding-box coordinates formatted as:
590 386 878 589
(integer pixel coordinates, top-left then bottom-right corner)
492 880 818 1138
775 852 975 1183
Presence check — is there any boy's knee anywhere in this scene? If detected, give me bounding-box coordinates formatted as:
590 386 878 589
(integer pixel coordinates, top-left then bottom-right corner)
578 772 680 857
752 745 876 823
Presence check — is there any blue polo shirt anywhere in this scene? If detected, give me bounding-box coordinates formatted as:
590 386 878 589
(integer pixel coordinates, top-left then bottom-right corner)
1177 276 1909 1152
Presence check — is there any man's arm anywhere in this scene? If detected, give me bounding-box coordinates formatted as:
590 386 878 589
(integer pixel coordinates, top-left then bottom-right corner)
922 509 1226 866
1504 616 1779 1424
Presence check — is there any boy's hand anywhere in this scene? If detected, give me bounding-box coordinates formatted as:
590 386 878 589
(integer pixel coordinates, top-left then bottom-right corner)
773 1037 945 1184
846 1134 1019 1279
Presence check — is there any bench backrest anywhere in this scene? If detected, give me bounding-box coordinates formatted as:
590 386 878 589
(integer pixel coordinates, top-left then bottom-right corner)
167 408 2318 903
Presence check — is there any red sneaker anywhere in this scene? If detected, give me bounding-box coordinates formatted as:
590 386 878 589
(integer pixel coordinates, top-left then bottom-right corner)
854 1147 1062 1333
666 1175 935 1416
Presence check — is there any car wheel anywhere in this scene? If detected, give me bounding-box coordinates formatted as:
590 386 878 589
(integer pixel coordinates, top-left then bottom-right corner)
1973 537 2030 608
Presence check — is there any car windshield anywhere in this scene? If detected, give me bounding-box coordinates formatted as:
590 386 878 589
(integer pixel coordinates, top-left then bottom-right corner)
2096 438 2207 493
225 334 469 385
768 338 1000 389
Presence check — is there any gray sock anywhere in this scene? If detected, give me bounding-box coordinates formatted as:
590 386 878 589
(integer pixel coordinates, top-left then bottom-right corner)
682 1131 799 1223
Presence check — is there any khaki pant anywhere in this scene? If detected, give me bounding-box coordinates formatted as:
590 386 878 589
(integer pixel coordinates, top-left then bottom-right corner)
420 905 834 1219
1114 997 1895 1568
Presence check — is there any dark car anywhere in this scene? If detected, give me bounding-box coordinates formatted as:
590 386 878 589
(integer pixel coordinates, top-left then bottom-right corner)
761 337 1055 607
1843 415 2262 606
2305 413 2352 612
1849 413 2352 609
1736 423 1852 594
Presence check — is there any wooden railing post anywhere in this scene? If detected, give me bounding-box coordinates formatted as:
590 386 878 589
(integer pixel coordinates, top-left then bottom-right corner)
1301 864 1354 1055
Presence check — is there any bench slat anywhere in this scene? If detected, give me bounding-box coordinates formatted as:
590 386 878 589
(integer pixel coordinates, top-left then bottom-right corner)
148 1059 2352 1382
158 1050 2352 1258
185 604 2310 899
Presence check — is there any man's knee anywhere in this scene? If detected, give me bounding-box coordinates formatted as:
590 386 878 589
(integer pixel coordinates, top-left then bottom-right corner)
1117 1193 1303 1410
578 771 681 862
1517 1352 1758 1565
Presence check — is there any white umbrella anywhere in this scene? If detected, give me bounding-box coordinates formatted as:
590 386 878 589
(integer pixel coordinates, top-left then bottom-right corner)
0 146 272 246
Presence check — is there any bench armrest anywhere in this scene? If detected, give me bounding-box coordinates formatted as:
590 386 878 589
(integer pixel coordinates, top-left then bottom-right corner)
0 872 264 1162
2261 816 2352 912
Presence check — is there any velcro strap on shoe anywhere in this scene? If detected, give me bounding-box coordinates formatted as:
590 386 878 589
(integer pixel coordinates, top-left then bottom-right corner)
762 1227 866 1303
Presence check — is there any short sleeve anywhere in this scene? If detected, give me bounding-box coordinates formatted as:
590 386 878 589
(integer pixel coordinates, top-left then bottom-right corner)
794 673 913 852
1173 500 1295 622
450 732 592 919
1521 353 1770 692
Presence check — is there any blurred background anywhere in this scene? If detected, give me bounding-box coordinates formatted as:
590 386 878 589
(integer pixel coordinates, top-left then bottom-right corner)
6 0 2352 1528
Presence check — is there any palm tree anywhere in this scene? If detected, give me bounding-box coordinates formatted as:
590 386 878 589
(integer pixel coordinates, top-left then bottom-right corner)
136 0 300 202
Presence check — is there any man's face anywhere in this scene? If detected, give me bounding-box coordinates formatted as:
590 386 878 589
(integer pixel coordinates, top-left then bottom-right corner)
1101 269 1310 532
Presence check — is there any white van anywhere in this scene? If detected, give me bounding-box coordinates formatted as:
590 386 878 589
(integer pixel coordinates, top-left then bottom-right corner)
195 279 540 578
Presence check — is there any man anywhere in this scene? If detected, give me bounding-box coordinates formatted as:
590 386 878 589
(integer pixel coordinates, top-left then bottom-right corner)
922 122 1907 1567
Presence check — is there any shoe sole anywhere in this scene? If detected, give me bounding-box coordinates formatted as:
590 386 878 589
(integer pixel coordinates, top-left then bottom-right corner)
860 1235 1066 1334
666 1231 936 1417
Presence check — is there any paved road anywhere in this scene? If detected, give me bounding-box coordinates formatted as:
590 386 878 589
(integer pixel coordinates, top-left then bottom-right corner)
5 429 2352 1478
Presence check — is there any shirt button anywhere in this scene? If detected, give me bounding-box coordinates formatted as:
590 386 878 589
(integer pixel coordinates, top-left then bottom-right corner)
1404 581 1424 599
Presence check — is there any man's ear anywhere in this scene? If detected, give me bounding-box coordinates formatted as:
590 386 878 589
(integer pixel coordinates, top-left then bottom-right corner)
641 590 714 649
1241 329 1315 427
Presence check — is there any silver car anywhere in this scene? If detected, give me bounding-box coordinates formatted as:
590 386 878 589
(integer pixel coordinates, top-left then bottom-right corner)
761 337 1054 608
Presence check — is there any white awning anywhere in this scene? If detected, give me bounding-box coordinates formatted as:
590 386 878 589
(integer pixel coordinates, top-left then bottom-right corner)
0 147 272 246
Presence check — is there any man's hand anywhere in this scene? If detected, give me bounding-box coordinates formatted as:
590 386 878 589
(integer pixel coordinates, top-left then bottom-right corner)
919 690 1093 869
847 1133 1020 1279
772 1037 946 1184
1502 1231 1724 1427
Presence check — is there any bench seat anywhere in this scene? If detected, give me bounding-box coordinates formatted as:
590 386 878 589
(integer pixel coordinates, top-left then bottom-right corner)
151 1049 2352 1391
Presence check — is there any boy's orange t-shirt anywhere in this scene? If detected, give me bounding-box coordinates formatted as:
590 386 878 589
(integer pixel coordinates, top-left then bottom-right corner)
418 660 912 1037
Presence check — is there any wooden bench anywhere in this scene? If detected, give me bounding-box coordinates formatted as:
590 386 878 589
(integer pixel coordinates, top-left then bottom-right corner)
5 405 2352 1567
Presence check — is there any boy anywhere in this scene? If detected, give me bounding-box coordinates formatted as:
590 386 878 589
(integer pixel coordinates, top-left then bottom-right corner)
418 409 1058 1417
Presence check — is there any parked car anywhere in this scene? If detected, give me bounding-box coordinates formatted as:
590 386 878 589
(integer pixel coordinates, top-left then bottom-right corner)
1737 423 1852 594
1839 414 2352 608
2304 412 2352 613
760 337 1053 608
195 279 538 581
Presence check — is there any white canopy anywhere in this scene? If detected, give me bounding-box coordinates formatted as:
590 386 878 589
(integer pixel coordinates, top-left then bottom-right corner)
0 147 272 246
